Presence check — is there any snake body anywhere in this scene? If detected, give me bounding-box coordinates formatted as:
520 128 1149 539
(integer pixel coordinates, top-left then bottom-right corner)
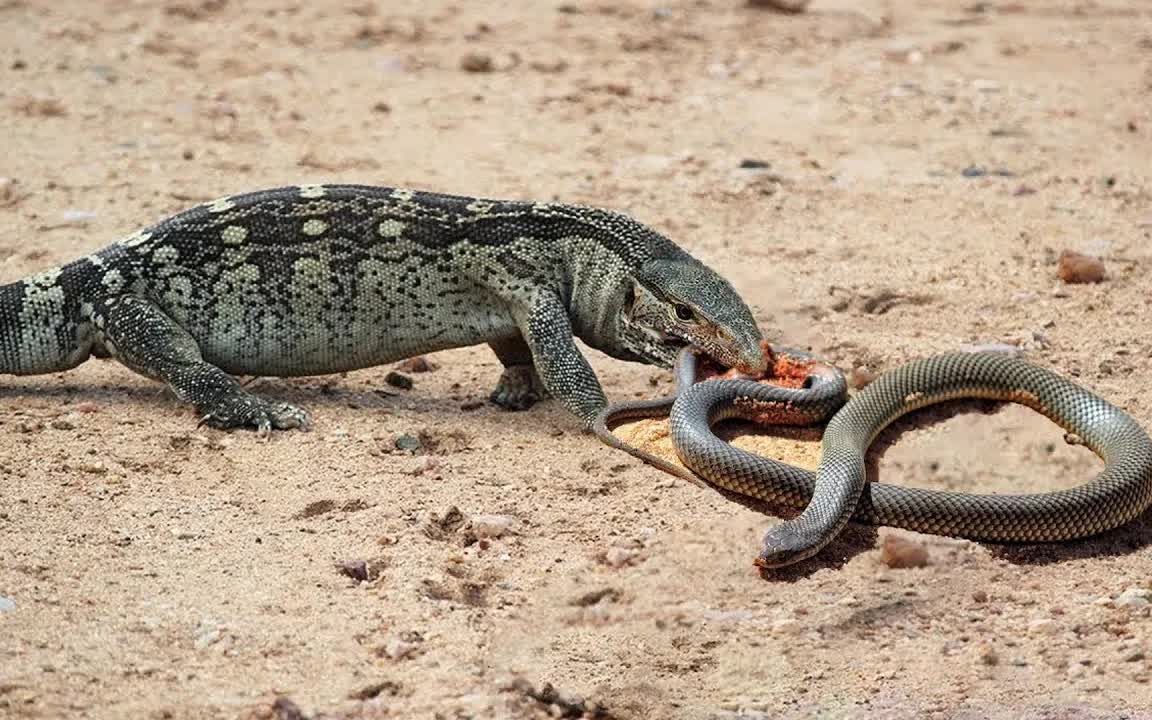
594 349 1152 568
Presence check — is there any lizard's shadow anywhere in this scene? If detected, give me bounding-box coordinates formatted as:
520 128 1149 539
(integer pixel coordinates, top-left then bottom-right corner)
0 375 476 417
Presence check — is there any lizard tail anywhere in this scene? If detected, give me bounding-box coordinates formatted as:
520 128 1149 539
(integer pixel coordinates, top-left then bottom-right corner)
0 273 91 375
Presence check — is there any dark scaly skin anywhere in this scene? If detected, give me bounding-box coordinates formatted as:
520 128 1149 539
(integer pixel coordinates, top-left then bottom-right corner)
592 346 846 489
598 350 1152 568
0 185 767 432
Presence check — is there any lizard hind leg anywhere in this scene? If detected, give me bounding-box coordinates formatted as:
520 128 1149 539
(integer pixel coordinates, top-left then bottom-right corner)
92 295 311 433
487 336 548 411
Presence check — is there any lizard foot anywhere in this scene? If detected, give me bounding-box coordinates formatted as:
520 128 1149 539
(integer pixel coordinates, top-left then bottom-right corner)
198 395 313 434
490 365 547 411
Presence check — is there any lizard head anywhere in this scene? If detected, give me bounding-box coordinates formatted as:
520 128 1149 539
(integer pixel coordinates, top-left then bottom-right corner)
620 256 767 374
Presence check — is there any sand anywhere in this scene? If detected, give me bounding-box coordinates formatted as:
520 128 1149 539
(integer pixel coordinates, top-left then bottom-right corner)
2 0 1151 718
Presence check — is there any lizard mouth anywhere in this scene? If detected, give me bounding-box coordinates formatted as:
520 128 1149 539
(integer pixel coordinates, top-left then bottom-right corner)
660 331 690 349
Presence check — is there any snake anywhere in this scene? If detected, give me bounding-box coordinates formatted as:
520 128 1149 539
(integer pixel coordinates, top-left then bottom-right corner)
593 347 1152 568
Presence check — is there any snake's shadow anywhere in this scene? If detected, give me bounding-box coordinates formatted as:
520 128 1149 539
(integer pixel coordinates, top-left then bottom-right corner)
711 398 1152 582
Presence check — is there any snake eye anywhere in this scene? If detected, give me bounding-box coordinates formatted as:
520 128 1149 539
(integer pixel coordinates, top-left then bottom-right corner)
674 304 695 322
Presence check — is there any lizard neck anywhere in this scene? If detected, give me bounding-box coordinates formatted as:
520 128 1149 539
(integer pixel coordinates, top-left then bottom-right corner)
562 239 636 355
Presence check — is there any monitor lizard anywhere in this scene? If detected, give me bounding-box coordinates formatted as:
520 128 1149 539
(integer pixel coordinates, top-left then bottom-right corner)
0 184 766 433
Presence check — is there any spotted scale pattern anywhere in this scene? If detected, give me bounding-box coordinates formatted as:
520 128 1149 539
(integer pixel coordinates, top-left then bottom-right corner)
0 184 762 430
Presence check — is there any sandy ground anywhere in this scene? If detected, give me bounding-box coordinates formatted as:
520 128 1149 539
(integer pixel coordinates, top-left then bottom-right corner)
2 0 1152 718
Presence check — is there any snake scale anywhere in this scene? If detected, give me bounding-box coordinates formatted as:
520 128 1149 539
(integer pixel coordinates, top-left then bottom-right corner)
594 348 1152 568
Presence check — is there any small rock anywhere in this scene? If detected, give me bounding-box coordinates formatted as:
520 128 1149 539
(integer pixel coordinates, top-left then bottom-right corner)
467 514 517 539
570 588 621 607
394 433 422 453
848 366 877 390
771 618 803 636
13 95 67 117
972 589 989 603
0 596 15 613
460 52 494 73
739 159 771 169
0 177 17 205
16 419 43 433
529 58 569 73
1027 618 1059 636
381 631 424 660
602 546 641 568
1057 250 1106 284
295 499 336 519
1123 649 1146 663
384 371 413 389
977 643 999 665
1115 587 1151 608
879 534 929 568
396 356 438 373
423 506 466 540
336 559 384 582
348 680 402 701
49 416 77 430
747 0 811 12
271 697 307 720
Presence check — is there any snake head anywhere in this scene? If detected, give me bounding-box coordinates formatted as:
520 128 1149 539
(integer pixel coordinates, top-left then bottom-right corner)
619 256 767 374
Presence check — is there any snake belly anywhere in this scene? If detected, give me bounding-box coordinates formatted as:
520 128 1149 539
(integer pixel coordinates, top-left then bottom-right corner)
600 350 1152 569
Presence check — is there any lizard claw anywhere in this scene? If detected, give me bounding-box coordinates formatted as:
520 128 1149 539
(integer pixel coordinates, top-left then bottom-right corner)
490 365 547 411
197 396 312 433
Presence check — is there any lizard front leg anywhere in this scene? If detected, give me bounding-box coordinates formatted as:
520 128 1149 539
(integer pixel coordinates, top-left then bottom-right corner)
92 295 311 433
514 292 607 428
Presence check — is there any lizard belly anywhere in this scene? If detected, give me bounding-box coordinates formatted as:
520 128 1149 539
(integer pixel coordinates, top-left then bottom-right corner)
158 270 517 377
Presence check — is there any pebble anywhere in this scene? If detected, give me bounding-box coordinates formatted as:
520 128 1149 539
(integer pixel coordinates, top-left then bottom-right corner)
460 52 494 73
602 546 641 568
848 366 877 390
0 177 16 204
976 643 999 666
0 596 15 613
468 514 517 539
1057 250 1106 284
1122 649 1146 663
49 416 77 430
879 534 929 568
394 434 422 453
385 371 413 389
337 559 383 582
396 356 437 373
1115 587 1151 608
771 618 803 636
747 0 811 12
383 635 421 660
1027 618 1059 636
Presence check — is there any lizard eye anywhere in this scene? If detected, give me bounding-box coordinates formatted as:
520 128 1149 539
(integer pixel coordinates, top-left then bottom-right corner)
674 304 695 322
